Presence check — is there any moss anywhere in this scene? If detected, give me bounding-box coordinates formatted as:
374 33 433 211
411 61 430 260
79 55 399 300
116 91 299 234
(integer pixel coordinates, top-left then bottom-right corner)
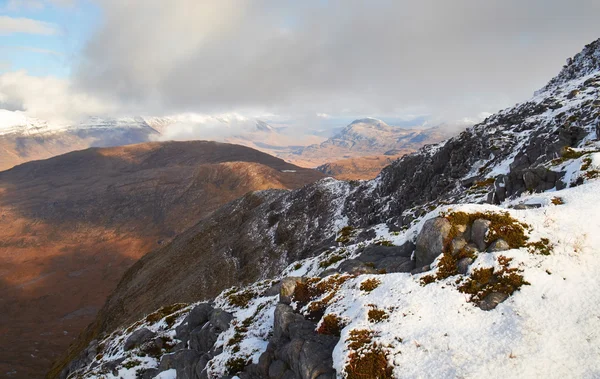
581 157 593 171
123 359 142 369
226 357 250 375
293 263 303 270
227 289 257 308
458 255 529 304
471 177 495 189
373 239 395 247
360 278 381 292
319 254 344 268
444 211 530 248
367 307 389 323
292 275 351 321
317 314 346 336
145 303 187 324
550 197 565 205
336 226 356 243
164 310 186 328
552 147 587 165
527 238 554 255
345 330 393 379
584 170 600 179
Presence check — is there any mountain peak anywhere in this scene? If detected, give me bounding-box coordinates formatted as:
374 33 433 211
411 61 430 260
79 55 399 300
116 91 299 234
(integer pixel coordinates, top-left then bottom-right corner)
539 38 600 93
348 117 389 129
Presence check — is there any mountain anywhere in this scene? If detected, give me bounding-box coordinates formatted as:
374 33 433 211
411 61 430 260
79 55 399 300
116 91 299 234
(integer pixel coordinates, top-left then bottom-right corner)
53 38 600 379
0 114 161 171
0 141 324 378
283 118 455 167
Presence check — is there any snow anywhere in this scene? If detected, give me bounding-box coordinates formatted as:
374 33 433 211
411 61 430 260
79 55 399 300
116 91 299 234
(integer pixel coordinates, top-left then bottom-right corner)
155 369 176 379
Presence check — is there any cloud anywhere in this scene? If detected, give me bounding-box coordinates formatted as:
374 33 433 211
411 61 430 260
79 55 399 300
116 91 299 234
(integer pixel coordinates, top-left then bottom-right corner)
0 70 114 123
0 16 59 35
71 0 600 121
3 0 75 11
0 45 63 56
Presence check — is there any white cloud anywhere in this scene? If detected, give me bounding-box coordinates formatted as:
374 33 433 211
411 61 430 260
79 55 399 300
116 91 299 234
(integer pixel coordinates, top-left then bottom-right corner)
3 0 75 11
0 70 114 123
0 16 59 36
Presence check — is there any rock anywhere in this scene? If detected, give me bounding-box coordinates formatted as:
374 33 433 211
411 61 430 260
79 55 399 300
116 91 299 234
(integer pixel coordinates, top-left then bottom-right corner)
450 238 467 255
273 304 304 341
479 292 509 310
280 277 304 305
334 259 378 276
264 281 282 297
415 217 452 267
209 309 233 332
101 358 126 376
457 258 473 275
189 323 219 353
487 239 510 252
175 303 214 343
194 353 212 378
354 242 415 273
269 360 289 379
471 219 491 251
410 265 430 275
512 203 542 210
453 223 471 240
158 349 202 379
138 368 160 379
124 328 156 351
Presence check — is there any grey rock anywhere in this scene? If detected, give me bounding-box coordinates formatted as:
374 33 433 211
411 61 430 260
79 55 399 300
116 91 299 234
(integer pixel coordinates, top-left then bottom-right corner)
487 239 510 252
189 323 219 353
512 203 542 210
264 281 282 297
415 217 451 267
471 219 491 251
280 277 304 305
101 357 126 376
209 309 233 332
175 303 215 344
194 353 212 378
355 242 416 273
138 368 160 379
158 349 202 379
124 328 156 351
269 360 289 379
334 259 378 276
479 292 509 311
410 265 431 275
457 258 474 275
274 304 305 341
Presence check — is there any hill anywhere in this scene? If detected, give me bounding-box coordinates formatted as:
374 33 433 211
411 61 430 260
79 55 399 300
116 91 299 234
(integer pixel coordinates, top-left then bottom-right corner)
0 141 324 378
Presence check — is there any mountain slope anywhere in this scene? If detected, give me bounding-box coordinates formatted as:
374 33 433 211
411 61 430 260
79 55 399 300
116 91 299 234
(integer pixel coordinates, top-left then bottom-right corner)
56 39 600 378
0 141 324 379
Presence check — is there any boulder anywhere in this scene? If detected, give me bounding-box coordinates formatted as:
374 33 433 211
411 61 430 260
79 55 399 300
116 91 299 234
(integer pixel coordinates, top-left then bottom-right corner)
158 349 202 379
189 323 219 353
334 260 378 276
415 217 451 267
209 309 233 332
355 242 416 273
457 258 473 275
487 239 510 252
175 303 214 343
124 328 156 351
269 360 289 379
450 238 467 255
273 304 305 341
479 292 509 311
280 277 304 305
471 219 491 251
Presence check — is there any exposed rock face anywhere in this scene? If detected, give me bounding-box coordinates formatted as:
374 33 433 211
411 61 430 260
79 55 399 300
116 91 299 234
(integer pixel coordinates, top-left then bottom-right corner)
124 328 156 351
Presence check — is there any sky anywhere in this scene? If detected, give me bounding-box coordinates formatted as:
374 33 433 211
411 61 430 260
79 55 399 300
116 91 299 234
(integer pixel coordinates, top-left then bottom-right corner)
0 0 599 130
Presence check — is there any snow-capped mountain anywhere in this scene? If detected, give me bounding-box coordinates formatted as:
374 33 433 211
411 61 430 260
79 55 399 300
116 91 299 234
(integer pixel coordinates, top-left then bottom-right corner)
53 38 600 379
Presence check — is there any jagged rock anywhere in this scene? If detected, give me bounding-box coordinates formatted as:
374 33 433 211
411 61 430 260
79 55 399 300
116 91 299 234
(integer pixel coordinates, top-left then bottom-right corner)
194 353 212 378
274 304 305 341
415 217 451 267
158 349 202 379
124 328 156 351
264 281 282 297
457 258 474 275
280 277 304 305
176 303 215 343
471 219 491 251
354 242 415 273
479 292 510 311
487 239 510 252
101 357 126 376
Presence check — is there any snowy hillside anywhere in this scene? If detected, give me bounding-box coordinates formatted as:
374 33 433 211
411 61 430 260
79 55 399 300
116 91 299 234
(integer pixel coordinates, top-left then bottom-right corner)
57 39 600 379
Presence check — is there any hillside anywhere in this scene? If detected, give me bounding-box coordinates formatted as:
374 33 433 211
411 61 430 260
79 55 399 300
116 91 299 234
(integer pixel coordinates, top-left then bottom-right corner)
316 154 402 180
0 141 324 378
53 38 600 379
54 39 600 379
